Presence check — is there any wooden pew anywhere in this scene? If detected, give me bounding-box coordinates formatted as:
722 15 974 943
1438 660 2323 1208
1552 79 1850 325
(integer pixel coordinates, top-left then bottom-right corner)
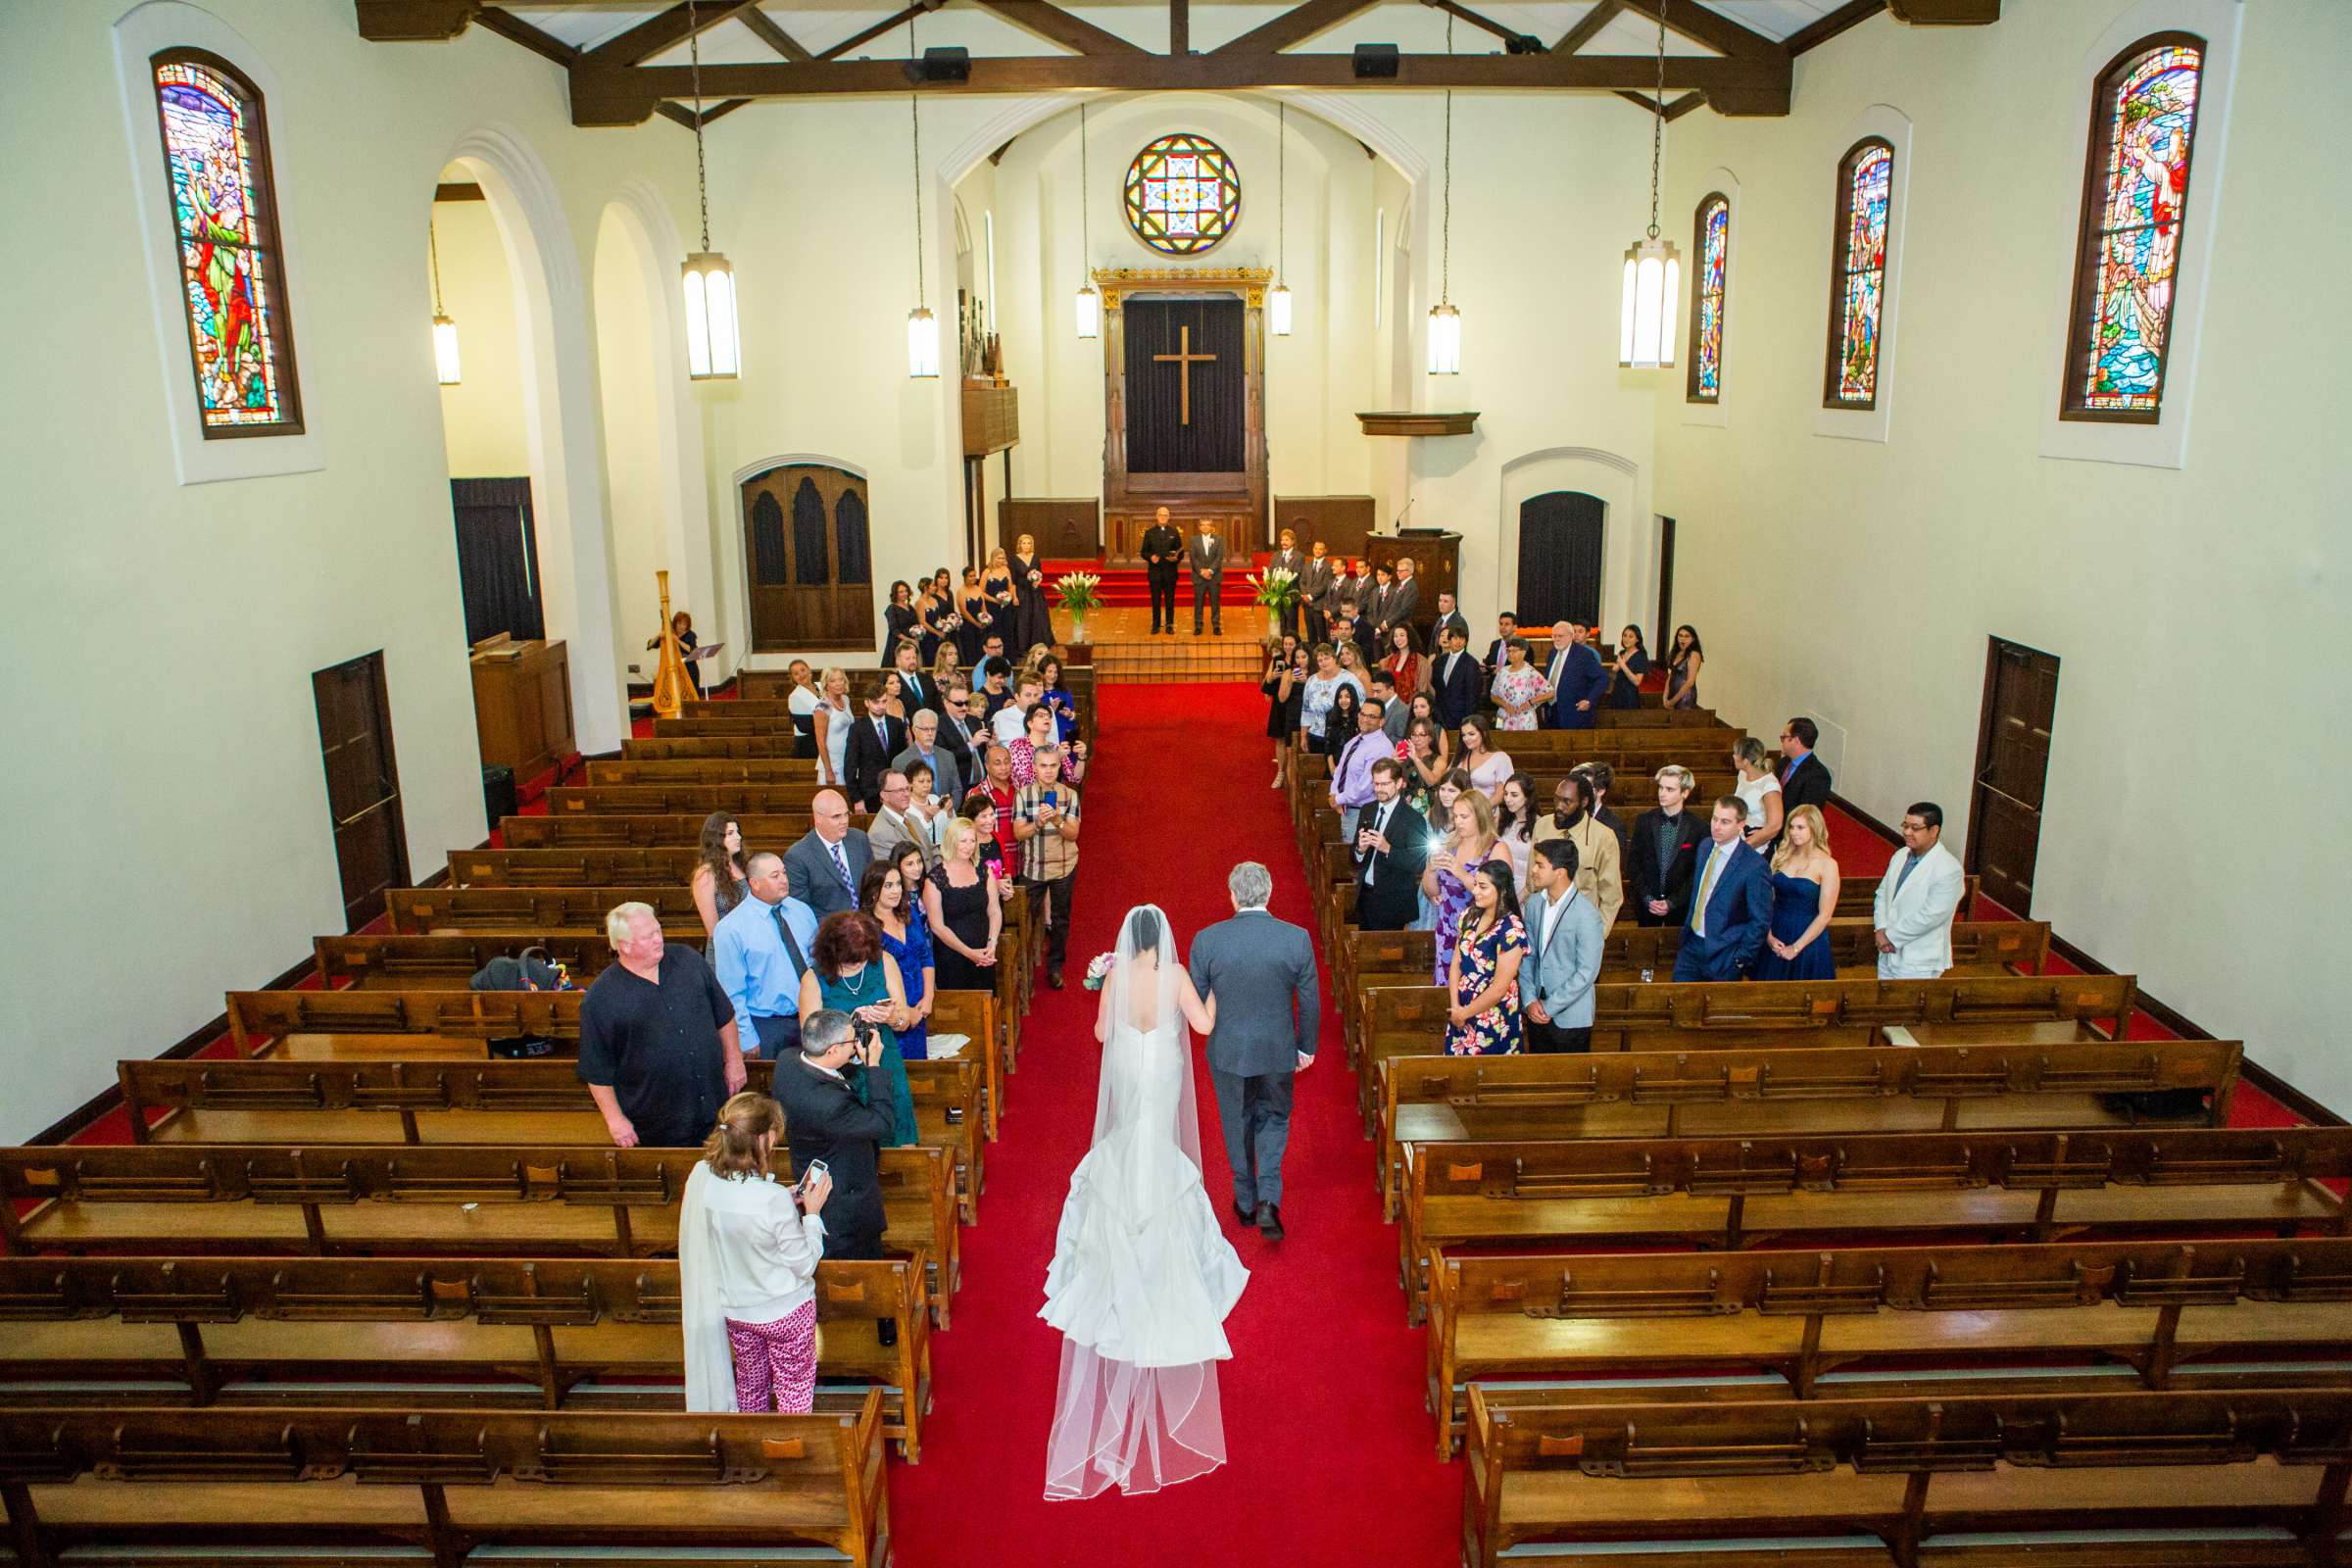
1373 1038 2241 1218
1352 971 2139 1127
1461 1384 2352 1568
450 845 700 886
589 758 834 786
549 784 833 815
385 884 703 934
0 1144 961 1327
1398 1125 2352 1324
1425 1235 2350 1457
0 1400 890 1568
0 1253 933 1460
120 1054 988 1225
500 811 812 848
1335 918 2041 1065
303 949 1010 1143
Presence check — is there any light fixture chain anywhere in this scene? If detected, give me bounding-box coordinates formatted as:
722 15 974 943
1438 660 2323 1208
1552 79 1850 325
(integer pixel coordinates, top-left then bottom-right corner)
1277 100 1286 281
1647 0 1665 239
429 220 445 314
1440 13 1453 307
1080 102 1090 257
688 0 711 251
910 12 925 308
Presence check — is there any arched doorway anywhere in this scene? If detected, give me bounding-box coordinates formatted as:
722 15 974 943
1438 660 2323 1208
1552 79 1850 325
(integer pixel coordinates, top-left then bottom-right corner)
1515 492 1604 628
738 459 877 656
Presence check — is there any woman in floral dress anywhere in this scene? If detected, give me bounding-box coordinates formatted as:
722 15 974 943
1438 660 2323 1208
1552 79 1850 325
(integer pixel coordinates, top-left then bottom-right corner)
1489 636 1549 732
1445 860 1529 1056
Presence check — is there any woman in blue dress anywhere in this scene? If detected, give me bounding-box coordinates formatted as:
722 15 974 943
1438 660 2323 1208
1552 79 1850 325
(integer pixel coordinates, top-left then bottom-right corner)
861 855 935 1061
1755 804 1841 981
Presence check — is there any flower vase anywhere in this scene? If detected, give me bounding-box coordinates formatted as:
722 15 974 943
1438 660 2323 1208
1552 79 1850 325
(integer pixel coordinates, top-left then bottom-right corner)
1071 613 1089 645
1266 609 1283 642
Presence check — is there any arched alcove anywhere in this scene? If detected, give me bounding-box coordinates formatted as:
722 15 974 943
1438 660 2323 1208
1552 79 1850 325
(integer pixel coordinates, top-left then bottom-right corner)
437 125 623 754
1496 446 1657 642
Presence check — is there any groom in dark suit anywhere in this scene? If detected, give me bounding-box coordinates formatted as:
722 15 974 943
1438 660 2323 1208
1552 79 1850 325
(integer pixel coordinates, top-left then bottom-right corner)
1187 861 1320 1240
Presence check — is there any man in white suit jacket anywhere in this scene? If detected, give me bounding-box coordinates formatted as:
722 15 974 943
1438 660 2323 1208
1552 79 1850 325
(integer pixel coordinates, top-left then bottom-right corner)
1873 802 1967 980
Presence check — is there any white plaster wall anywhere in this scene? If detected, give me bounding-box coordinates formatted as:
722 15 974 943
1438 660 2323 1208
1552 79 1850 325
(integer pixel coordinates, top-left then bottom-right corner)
0 0 698 1140
594 206 671 678
433 197 530 478
1648 0 2352 1106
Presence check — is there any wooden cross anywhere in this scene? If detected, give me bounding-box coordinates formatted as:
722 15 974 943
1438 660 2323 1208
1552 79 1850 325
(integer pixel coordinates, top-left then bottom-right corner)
1152 324 1218 425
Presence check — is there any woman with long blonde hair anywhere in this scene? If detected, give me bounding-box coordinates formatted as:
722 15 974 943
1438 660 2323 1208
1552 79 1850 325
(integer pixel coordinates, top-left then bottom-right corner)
1757 804 1840 980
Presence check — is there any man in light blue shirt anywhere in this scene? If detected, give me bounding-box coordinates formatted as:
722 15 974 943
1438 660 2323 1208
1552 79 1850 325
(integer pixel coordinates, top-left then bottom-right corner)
1328 700 1391 838
712 851 818 1057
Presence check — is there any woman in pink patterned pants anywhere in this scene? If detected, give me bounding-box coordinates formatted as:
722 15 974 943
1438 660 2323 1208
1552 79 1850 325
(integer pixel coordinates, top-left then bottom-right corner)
680 1092 834 1413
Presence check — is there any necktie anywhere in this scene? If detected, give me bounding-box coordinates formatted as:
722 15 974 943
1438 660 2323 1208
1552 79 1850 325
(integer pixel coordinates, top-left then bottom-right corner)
827 838 853 892
1691 848 1723 937
1366 802 1391 886
771 902 809 979
1783 756 1798 784
1894 852 1923 896
906 676 922 707
876 718 889 748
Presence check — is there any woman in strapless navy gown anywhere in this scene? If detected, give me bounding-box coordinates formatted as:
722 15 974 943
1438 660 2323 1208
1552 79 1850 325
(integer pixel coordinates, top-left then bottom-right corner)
1755 804 1841 981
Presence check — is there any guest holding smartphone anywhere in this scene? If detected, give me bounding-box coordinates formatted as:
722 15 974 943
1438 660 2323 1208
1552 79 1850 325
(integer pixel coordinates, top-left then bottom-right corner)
679 1091 833 1413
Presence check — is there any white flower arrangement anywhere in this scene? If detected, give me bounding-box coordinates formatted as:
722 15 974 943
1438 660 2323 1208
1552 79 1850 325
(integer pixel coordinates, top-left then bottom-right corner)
1250 565 1301 612
1055 572 1103 614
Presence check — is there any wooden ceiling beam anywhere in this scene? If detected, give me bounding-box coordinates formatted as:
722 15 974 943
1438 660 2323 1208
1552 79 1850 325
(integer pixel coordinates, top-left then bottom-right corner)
1611 87 1705 120
1887 0 1998 22
970 0 1150 57
473 5 579 65
568 47 1791 124
738 7 814 62
1615 0 1784 60
1170 0 1189 55
583 1 764 67
354 0 482 42
1423 0 1534 51
1209 0 1380 58
1554 0 1623 55
1784 0 1884 56
816 0 942 61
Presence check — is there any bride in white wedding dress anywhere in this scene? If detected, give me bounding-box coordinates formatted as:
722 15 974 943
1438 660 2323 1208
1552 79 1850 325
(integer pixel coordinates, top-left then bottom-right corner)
1040 904 1250 1500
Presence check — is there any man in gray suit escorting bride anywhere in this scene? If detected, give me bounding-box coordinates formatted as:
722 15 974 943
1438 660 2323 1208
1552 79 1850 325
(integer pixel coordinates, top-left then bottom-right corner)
1187 861 1320 1241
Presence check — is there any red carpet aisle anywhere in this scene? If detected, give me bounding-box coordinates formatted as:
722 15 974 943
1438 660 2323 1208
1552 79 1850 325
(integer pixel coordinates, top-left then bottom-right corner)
890 683 1455 1565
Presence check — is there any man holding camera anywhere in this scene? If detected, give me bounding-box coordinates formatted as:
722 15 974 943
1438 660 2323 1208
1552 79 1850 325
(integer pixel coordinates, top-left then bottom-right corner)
1013 744 1082 989
773 1008 898 1264
1353 759 1427 931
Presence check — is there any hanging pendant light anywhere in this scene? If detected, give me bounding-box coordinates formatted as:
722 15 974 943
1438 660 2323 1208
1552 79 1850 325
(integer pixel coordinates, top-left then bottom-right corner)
1427 16 1461 374
905 22 939 378
1618 0 1681 368
1269 101 1293 337
679 0 741 379
1074 103 1101 339
427 218 462 384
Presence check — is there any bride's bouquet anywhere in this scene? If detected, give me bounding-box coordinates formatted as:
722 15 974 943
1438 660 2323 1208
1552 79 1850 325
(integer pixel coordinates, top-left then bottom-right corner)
1080 952 1116 991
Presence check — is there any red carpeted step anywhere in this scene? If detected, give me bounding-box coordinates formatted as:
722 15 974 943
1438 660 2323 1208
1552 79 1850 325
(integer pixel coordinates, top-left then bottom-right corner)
1042 560 1268 609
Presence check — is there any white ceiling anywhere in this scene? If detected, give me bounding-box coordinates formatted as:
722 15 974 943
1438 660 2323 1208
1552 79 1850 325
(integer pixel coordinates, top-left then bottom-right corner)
513 0 1852 67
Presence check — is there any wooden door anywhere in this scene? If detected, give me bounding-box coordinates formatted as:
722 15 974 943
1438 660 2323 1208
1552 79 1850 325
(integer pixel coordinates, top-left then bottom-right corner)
1966 638 2059 916
1654 514 1677 653
740 464 875 653
313 652 410 932
1515 492 1603 627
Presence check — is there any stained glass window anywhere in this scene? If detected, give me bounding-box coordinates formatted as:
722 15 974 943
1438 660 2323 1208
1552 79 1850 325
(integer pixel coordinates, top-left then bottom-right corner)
1824 140 1892 409
1687 194 1729 404
1123 133 1242 257
152 50 301 437
2065 35 2203 421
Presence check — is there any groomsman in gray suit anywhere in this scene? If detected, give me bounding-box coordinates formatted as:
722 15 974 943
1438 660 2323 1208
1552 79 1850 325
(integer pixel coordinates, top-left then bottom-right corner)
1188 861 1320 1240
1188 518 1227 635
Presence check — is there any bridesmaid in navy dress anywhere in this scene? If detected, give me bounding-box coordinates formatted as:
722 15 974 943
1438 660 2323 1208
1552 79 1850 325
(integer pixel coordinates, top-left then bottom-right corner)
1756 804 1840 980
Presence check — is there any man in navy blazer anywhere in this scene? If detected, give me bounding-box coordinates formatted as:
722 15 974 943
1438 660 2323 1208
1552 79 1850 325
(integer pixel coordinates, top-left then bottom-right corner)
1671 797 1775 982
1431 624 1485 729
1543 620 1609 731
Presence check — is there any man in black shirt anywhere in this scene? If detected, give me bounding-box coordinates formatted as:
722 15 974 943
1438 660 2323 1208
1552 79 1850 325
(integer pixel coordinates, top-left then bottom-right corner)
577 903 745 1148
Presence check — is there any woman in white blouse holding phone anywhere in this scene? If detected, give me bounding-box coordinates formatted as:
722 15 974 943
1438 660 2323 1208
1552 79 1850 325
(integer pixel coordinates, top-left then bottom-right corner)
680 1093 833 1413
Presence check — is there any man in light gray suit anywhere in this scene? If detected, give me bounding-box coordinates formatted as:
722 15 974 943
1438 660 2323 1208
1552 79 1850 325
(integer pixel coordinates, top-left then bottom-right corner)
1521 838 1604 1054
1188 518 1227 635
1188 861 1320 1240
